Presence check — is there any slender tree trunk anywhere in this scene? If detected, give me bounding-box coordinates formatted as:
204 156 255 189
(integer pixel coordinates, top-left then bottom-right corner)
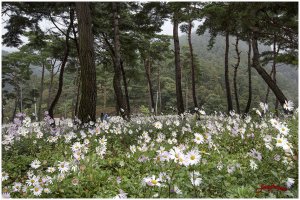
173 13 184 114
264 69 274 103
144 58 155 113
264 36 280 116
185 76 189 109
11 98 18 122
272 36 279 116
71 14 81 119
76 2 97 123
115 101 120 116
48 9 73 120
2 105 3 124
112 2 126 119
47 60 56 109
233 36 240 114
103 86 107 108
244 40 252 114
38 62 45 120
120 59 131 119
188 20 198 108
157 64 161 114
251 32 288 112
225 31 233 113
20 83 23 112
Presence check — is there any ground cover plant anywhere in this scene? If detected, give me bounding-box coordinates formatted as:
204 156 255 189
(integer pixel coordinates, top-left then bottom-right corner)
1 103 298 198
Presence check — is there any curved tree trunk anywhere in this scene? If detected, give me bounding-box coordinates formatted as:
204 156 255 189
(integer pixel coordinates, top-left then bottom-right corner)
251 32 288 112
233 36 240 114
76 2 97 123
264 69 274 103
244 40 252 114
173 13 184 114
48 9 73 120
225 31 233 113
188 20 198 108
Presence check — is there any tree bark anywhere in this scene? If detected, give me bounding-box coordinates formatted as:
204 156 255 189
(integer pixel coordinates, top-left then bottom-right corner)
38 62 45 120
188 20 198 108
71 15 81 119
47 59 56 109
144 58 155 113
225 31 233 113
76 2 97 123
233 36 240 114
48 9 73 120
272 36 279 116
244 40 252 114
120 59 131 119
157 64 162 114
112 2 126 119
103 86 107 108
11 98 18 122
251 32 288 112
173 13 184 114
264 69 274 103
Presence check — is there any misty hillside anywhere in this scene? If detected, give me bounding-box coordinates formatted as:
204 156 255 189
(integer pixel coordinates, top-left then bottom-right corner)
178 31 298 109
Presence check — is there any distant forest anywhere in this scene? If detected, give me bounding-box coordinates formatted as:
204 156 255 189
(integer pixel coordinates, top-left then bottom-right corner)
2 2 298 123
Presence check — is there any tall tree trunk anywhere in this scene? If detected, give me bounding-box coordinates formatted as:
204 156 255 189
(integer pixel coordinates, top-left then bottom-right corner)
264 36 280 116
173 13 184 114
47 60 56 109
188 20 198 108
264 69 274 103
2 105 3 124
225 31 233 113
11 98 18 122
272 36 279 116
20 82 23 112
120 59 131 119
71 14 81 119
48 9 73 120
185 76 189 109
157 64 162 114
76 2 97 123
244 40 252 114
103 86 107 108
38 62 45 120
233 36 240 114
112 2 126 119
144 58 155 113
251 32 288 112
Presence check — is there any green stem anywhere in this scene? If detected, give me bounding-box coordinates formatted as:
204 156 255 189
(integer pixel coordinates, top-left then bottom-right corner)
192 169 198 197
168 162 176 198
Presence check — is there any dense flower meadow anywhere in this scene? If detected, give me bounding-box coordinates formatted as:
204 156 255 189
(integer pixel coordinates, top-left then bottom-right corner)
1 103 298 198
